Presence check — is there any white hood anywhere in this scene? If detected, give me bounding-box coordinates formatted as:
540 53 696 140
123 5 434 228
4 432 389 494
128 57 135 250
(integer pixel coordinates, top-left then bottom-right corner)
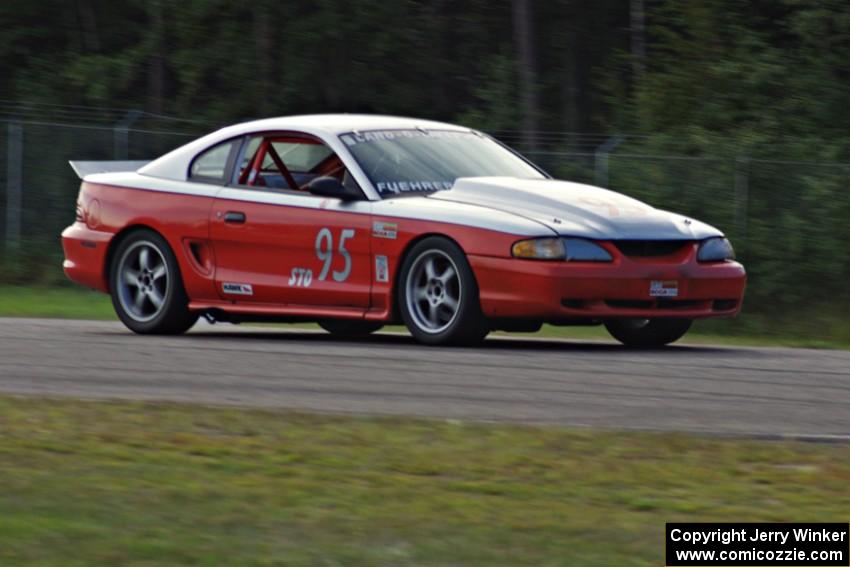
429 177 722 240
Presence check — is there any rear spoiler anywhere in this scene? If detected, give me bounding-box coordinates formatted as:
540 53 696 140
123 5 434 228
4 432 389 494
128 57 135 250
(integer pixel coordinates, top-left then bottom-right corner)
69 160 151 180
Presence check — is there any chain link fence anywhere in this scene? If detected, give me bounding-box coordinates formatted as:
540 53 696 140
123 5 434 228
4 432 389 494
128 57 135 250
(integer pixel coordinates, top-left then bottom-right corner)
2 118 849 325
0 118 198 283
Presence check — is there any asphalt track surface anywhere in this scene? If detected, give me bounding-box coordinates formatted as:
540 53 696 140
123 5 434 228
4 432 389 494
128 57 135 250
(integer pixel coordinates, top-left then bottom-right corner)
1 317 849 438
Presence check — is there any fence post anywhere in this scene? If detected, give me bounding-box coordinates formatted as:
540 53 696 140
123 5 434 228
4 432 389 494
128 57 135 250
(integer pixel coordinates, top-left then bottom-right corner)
594 135 624 188
113 109 143 159
734 155 749 256
5 122 23 252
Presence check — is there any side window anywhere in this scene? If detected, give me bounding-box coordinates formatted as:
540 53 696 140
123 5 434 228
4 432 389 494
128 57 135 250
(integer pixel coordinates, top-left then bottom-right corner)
266 142 333 172
190 140 237 183
238 137 261 175
235 133 360 195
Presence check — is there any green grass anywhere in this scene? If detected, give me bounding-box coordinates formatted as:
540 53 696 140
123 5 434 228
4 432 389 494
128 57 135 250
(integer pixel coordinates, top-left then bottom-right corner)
0 397 848 566
1 285 848 348
0 285 116 320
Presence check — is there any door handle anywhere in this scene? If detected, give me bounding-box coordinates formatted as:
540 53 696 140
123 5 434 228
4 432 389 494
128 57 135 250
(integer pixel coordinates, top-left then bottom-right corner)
223 211 246 224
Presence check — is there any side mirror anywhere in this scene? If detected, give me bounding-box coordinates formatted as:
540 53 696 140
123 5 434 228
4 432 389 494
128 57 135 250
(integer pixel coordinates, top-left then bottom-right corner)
307 176 362 201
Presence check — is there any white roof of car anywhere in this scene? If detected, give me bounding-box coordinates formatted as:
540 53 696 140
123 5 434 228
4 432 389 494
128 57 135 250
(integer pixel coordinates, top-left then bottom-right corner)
138 114 472 182
232 114 470 135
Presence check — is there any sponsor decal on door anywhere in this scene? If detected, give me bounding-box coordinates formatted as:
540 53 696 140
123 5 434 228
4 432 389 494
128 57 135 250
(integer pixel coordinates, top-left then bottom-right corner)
223 282 254 296
372 221 398 239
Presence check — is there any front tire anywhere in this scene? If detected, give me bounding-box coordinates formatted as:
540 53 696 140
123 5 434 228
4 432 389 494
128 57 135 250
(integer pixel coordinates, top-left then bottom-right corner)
398 237 489 345
604 318 692 347
109 229 198 335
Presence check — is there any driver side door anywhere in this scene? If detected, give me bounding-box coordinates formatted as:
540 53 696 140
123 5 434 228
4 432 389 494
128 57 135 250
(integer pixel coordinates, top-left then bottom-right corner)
209 132 373 310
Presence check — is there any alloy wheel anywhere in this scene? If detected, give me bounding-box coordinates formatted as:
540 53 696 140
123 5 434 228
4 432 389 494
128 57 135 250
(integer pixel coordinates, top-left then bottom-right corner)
404 250 462 333
116 240 169 323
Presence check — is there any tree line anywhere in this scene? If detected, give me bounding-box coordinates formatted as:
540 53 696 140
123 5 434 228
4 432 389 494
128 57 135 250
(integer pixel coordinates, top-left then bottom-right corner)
1 0 849 333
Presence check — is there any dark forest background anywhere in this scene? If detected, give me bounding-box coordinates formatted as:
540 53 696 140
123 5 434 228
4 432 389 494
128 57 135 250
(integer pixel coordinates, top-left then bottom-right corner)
1 0 849 335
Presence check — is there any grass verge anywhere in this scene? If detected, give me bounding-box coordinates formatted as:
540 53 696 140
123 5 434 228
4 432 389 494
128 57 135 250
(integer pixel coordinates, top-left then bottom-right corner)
1 285 848 348
0 397 849 566
0 285 116 320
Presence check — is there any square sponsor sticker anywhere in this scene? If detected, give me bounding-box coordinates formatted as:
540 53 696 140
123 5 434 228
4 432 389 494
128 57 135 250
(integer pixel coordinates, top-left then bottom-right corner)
375 255 389 283
372 221 398 239
649 280 678 297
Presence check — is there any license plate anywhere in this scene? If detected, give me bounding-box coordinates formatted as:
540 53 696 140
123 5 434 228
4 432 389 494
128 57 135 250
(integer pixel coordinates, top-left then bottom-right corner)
649 280 678 297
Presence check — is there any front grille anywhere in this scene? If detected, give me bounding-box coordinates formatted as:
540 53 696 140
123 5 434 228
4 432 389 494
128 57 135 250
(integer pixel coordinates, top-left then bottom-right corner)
562 298 722 313
613 240 690 257
657 299 702 310
603 299 710 311
604 299 653 309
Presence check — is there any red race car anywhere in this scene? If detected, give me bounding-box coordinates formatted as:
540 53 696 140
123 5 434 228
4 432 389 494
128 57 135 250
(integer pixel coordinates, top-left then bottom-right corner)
63 115 745 346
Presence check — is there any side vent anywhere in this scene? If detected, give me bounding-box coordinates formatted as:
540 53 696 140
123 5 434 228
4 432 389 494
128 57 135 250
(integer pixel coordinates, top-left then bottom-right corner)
184 240 213 276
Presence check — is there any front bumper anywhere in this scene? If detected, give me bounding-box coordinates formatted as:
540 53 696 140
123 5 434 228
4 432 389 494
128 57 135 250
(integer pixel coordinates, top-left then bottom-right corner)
61 222 112 292
470 243 746 321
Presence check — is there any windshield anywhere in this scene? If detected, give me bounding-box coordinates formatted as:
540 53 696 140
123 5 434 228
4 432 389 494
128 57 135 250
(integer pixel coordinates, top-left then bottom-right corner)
339 129 545 198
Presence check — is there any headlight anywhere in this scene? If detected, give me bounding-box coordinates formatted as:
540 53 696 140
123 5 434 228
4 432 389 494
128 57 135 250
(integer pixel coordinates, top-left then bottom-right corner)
563 238 613 261
511 237 613 261
697 237 735 262
512 237 565 260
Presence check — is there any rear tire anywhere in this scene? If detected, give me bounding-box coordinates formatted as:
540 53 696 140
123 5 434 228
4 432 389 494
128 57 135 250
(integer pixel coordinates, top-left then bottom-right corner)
398 236 489 346
109 229 198 335
604 318 692 347
318 320 383 337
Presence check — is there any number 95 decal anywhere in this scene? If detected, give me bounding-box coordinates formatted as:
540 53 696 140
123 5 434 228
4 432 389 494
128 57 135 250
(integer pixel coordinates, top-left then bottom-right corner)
316 228 355 282
290 228 355 287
